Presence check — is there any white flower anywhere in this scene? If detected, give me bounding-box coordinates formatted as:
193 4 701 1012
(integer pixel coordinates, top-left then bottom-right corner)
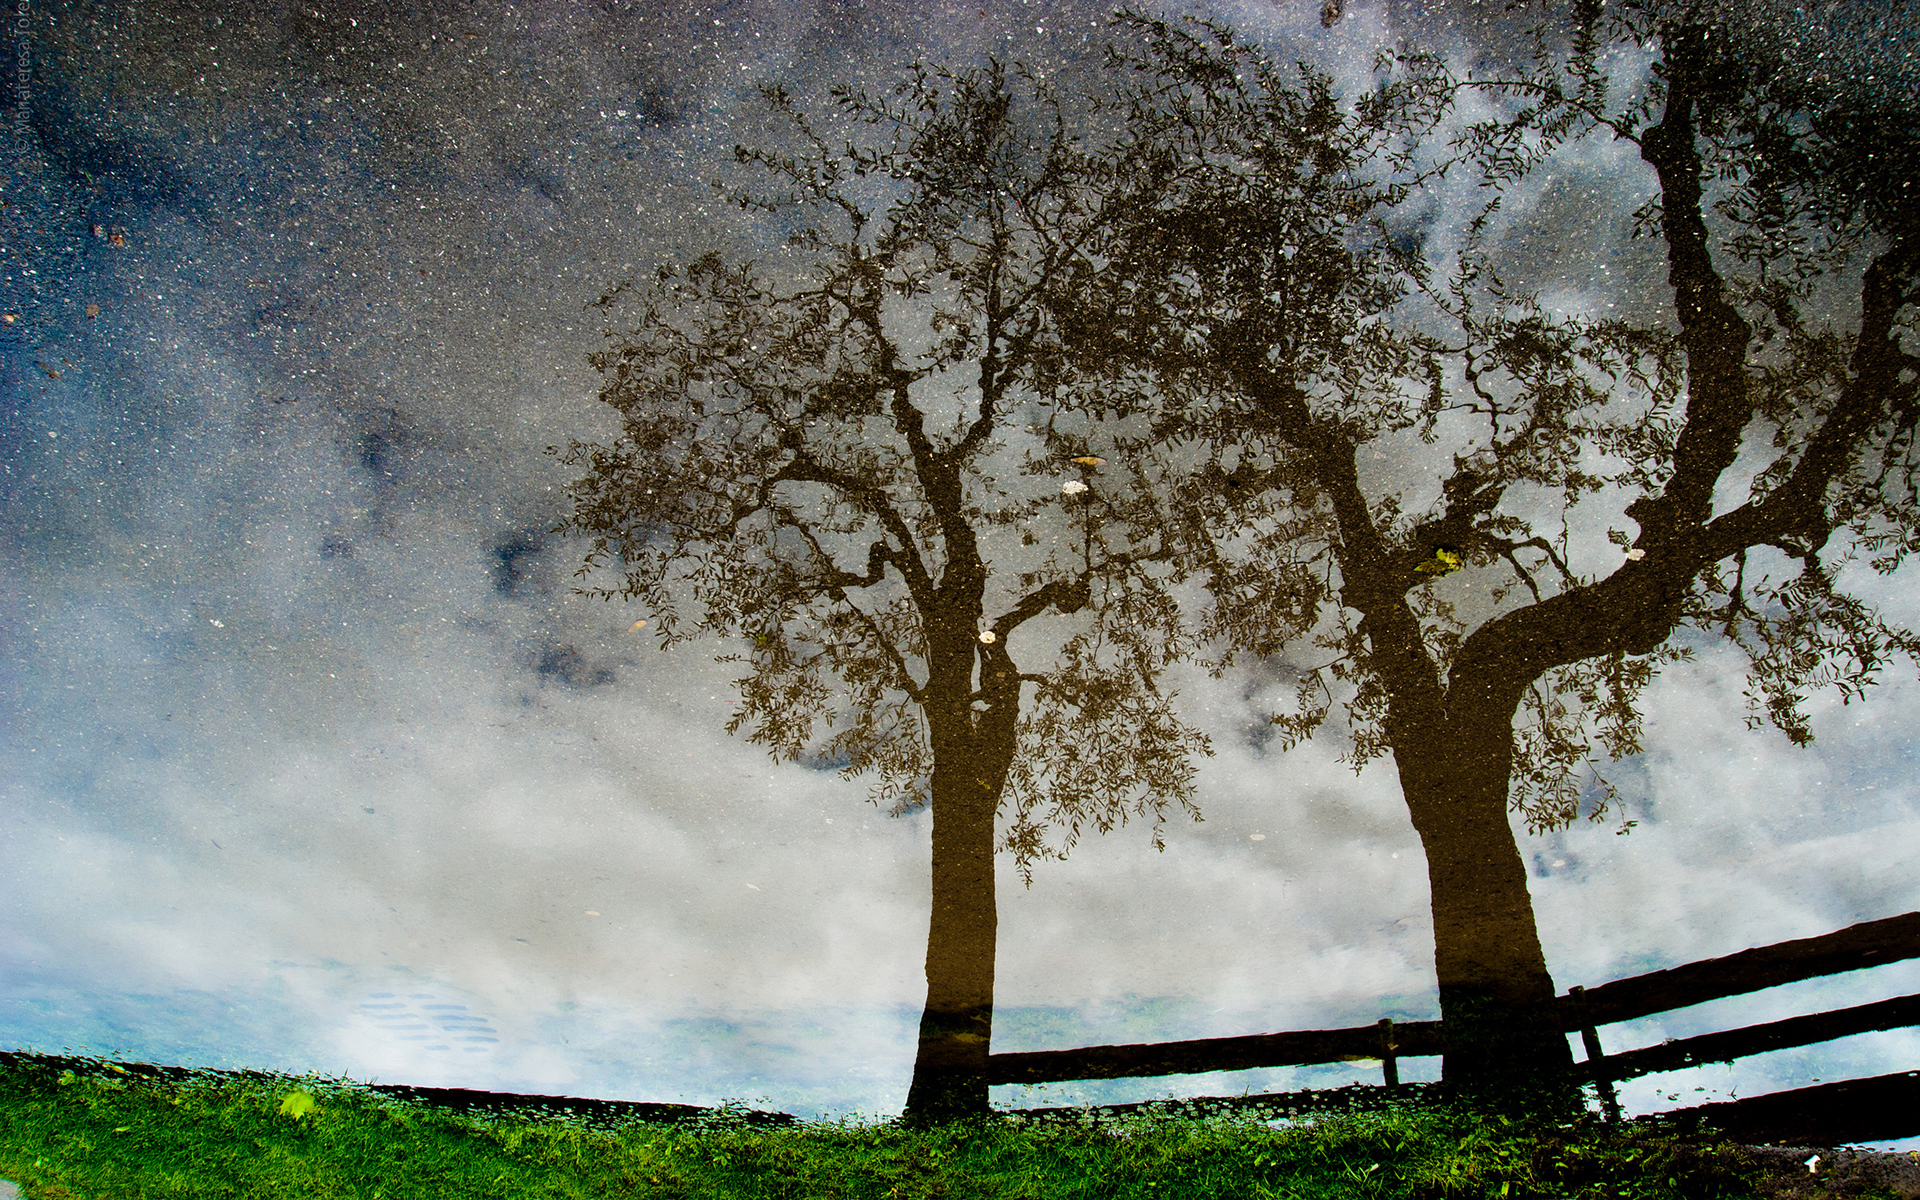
1060 479 1089 496
1624 548 1646 561
978 630 997 644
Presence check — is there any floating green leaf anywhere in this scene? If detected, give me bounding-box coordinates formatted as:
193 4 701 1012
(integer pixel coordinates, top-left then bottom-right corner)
277 1090 319 1121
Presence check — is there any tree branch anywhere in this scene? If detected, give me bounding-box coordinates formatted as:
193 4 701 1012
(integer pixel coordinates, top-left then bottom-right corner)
1625 26 1757 548
774 445 936 608
1701 231 1920 560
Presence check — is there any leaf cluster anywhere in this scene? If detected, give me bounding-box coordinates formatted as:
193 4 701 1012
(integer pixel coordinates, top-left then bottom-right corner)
555 56 1219 874
556 3 1920 857
1067 4 1920 829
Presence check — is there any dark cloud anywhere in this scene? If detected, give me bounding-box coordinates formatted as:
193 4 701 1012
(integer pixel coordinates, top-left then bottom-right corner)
532 642 616 687
28 74 188 211
490 531 543 597
349 406 420 485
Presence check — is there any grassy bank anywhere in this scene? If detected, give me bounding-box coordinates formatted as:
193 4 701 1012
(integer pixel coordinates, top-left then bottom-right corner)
0 1052 1781 1198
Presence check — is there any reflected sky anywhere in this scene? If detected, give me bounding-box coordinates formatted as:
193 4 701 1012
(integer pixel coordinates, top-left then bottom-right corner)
2 0 1917 1142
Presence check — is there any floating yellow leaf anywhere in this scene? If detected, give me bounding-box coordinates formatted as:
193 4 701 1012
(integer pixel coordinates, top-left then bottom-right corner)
1070 455 1106 467
629 620 647 631
1413 546 1463 576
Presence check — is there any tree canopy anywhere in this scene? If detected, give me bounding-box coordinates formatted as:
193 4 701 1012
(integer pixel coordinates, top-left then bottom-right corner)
552 59 1215 1122
1046 4 1920 1090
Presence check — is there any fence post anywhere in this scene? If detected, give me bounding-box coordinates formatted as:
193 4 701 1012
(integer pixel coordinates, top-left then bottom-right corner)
1377 1017 1399 1089
1568 985 1621 1123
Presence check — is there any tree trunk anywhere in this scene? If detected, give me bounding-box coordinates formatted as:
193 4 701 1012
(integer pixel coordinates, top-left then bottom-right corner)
1395 713 1573 1099
901 752 1002 1124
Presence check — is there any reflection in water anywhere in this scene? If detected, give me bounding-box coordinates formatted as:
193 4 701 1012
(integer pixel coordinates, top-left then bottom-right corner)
1034 7 1920 1110
2 0 1914 1149
558 64 1216 1124
557 0 1920 1127
356 993 501 1055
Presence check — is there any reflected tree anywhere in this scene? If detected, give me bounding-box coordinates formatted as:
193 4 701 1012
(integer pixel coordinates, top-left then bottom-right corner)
550 63 1213 1124
1058 8 1920 1095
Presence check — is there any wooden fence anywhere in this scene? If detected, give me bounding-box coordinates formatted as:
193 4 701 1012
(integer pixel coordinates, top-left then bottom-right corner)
988 910 1920 1141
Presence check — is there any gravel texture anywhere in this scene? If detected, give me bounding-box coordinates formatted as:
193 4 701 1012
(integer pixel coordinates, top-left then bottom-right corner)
1736 1146 1920 1199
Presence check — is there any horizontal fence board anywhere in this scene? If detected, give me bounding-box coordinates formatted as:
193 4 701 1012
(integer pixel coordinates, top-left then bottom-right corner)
985 911 1919 1090
1651 1070 1920 1145
1584 992 1920 1084
1561 911 1920 1030
986 1021 1444 1086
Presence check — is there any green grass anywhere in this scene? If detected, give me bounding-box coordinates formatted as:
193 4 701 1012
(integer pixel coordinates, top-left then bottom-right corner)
0 1053 1784 1199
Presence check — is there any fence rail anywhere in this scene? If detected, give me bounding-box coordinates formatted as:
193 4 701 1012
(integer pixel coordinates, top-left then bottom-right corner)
1579 991 1920 1086
987 1017 1444 1087
987 910 1920 1139
1556 910 1920 1030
